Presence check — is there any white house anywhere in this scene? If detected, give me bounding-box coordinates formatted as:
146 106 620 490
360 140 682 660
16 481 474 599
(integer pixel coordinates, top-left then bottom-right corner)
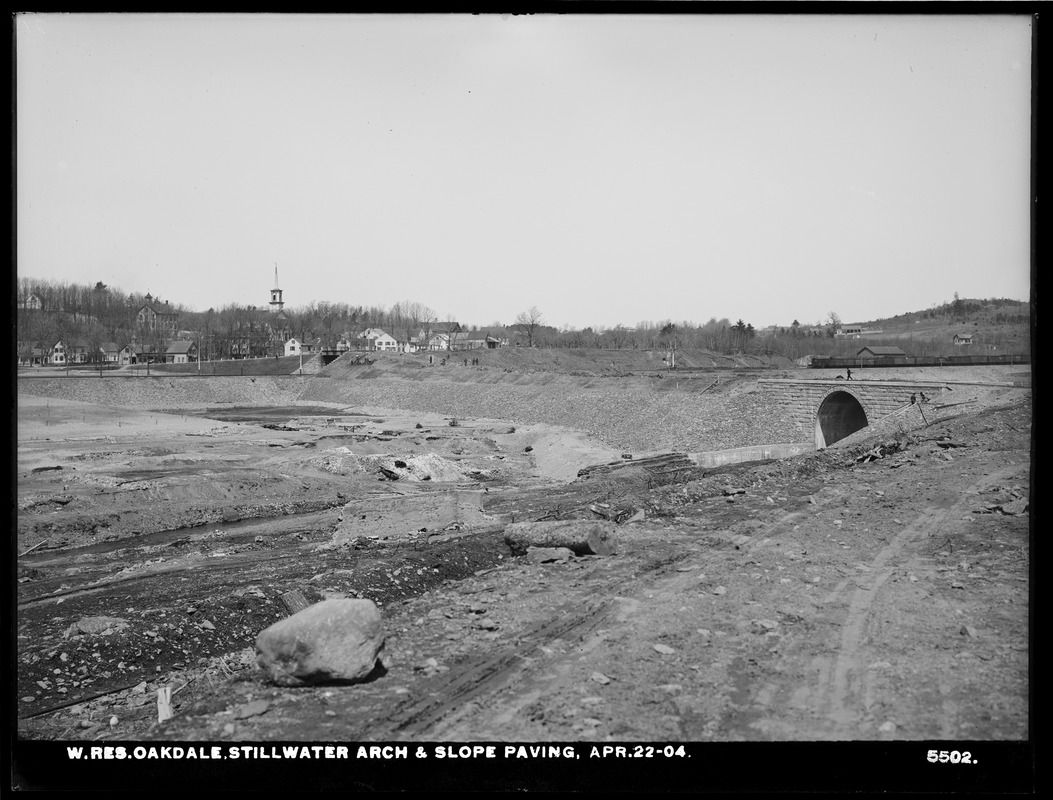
49 340 67 365
426 332 451 351
285 337 323 357
363 329 399 351
953 333 974 346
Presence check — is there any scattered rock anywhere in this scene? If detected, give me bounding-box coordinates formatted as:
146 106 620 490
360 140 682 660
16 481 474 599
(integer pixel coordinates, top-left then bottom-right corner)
1000 498 1029 516
67 616 130 637
199 619 216 630
526 546 575 564
652 644 676 655
753 619 779 632
255 598 385 687
590 671 611 685
960 625 979 638
878 721 897 734
233 699 271 720
712 586 727 595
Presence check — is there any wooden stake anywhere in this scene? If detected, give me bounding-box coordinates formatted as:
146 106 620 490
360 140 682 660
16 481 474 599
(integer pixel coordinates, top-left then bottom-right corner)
18 541 47 557
157 687 173 723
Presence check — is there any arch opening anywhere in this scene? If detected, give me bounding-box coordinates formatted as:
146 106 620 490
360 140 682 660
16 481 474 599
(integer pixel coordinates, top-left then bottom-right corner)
815 391 868 449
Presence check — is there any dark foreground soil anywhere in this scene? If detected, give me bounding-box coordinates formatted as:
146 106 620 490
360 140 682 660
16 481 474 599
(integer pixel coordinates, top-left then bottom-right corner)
12 370 1032 791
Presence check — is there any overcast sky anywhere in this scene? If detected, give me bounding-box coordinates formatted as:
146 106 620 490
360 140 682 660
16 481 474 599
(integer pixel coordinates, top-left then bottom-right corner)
17 13 1032 330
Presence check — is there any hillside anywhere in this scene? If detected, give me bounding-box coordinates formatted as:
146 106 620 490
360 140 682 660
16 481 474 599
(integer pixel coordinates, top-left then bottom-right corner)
843 297 1031 353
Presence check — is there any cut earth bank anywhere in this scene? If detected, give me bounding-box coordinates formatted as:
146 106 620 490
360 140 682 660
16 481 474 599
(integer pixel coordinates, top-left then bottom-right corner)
15 360 1030 749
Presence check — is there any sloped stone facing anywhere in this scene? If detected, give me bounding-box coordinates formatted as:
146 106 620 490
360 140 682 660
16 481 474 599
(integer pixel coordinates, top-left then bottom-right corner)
256 599 385 687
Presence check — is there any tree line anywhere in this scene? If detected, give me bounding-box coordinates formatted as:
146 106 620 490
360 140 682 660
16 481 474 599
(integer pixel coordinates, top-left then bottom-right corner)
16 278 1028 364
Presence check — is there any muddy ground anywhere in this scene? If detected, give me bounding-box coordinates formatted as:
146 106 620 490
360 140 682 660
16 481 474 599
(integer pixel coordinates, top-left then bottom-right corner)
12 365 1032 789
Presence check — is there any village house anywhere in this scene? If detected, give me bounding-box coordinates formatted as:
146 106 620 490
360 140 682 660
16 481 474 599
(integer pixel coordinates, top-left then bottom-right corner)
426 332 452 351
17 344 46 366
284 337 323 357
99 342 122 363
953 333 974 345
68 341 92 363
166 340 198 363
418 322 462 351
133 343 167 364
48 340 67 365
446 330 507 350
360 329 400 352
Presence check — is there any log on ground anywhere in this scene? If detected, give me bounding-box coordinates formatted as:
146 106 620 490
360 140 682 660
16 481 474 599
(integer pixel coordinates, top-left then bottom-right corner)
504 520 616 556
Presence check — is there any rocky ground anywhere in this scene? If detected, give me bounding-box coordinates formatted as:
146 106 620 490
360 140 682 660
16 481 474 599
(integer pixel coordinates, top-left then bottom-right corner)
12 361 1031 791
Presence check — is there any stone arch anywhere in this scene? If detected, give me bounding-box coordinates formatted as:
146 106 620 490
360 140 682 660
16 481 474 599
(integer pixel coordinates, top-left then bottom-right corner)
815 389 869 449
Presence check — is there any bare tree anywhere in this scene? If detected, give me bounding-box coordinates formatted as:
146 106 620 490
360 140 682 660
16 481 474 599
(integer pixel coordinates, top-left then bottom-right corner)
515 306 544 348
826 311 842 337
391 300 435 350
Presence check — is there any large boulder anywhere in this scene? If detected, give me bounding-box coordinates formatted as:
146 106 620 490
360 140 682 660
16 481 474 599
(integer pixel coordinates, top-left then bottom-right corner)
256 599 385 686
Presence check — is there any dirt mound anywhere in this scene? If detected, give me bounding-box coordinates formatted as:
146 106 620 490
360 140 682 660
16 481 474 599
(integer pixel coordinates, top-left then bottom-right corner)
368 453 469 483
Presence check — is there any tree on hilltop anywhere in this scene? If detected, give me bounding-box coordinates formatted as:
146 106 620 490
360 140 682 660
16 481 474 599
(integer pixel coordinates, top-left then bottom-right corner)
515 306 544 347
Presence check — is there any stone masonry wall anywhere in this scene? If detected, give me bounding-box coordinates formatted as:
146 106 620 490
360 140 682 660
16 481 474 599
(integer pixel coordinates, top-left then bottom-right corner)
759 379 951 435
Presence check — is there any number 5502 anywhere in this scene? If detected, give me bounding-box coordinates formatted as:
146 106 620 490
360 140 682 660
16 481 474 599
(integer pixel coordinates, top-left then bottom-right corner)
927 750 973 764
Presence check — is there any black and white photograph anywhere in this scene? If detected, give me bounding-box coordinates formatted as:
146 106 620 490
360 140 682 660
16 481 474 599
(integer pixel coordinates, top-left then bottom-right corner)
12 11 1033 792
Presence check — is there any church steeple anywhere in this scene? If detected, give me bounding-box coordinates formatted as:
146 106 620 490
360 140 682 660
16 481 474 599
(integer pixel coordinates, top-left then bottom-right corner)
269 263 284 312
